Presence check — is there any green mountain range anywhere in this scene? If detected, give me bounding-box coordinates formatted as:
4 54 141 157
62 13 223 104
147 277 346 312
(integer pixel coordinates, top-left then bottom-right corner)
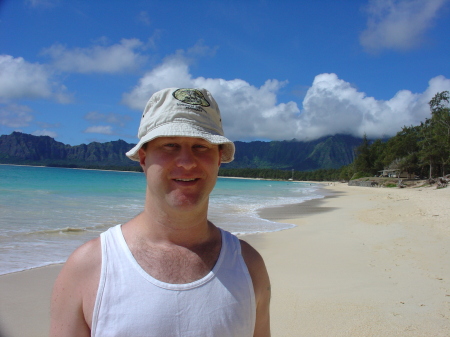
0 132 362 171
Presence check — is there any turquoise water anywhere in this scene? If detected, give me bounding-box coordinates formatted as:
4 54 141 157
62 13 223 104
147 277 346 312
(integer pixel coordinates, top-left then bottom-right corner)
0 164 323 274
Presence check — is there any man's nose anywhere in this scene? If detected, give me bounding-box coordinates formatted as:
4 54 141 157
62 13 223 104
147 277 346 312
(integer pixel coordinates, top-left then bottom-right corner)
175 147 197 169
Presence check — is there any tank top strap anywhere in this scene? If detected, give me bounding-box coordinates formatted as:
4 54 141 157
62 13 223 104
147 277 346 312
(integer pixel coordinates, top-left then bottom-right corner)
219 228 242 254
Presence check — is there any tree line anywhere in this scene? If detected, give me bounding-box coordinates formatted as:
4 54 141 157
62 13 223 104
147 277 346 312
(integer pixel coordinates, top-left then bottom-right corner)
218 167 341 181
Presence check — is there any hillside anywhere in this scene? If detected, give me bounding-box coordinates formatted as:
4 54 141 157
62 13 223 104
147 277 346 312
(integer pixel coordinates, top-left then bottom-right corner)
229 134 360 170
0 132 362 171
0 132 140 170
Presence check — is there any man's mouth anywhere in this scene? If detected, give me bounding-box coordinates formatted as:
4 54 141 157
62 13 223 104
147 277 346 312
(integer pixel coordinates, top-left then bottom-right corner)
174 178 197 182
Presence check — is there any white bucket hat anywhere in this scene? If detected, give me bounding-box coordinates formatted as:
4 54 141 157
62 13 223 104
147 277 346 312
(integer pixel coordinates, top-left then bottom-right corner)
126 88 235 163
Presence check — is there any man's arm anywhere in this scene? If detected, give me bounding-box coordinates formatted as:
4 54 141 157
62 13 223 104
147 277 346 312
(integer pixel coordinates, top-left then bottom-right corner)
240 240 271 337
50 238 101 337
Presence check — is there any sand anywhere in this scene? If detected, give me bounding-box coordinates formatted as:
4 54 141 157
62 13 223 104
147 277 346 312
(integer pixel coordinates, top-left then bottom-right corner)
0 265 62 337
1 182 449 336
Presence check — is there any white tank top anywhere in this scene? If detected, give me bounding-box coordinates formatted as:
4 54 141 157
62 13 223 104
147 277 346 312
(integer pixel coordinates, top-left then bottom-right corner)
91 225 256 337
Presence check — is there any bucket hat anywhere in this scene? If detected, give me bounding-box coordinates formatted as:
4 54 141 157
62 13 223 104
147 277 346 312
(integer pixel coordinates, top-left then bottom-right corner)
126 88 235 163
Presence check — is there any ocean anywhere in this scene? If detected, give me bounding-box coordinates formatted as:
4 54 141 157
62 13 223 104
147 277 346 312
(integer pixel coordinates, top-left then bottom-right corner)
0 164 324 275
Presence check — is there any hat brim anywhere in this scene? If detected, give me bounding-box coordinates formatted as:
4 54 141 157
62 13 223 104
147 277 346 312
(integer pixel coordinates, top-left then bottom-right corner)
126 122 235 163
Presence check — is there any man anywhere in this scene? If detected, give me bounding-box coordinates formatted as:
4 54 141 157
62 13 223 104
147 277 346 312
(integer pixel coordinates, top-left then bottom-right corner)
50 88 271 336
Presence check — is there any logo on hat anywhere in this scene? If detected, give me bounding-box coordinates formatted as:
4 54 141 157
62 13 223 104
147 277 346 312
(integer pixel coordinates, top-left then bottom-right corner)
172 89 210 107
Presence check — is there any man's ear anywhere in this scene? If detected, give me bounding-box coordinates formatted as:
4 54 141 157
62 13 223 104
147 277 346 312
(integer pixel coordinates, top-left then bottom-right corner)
138 148 147 168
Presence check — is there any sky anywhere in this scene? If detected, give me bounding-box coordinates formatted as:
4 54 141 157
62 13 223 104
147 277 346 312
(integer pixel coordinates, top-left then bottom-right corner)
1 0 450 146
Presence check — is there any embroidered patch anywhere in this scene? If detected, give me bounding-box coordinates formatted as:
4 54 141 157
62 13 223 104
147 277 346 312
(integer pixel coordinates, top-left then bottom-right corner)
172 89 210 107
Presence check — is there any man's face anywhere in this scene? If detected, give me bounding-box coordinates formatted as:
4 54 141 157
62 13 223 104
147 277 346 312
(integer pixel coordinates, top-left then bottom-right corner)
138 137 222 212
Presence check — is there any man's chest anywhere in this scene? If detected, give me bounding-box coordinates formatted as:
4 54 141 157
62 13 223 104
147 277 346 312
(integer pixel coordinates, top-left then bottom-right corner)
130 241 222 284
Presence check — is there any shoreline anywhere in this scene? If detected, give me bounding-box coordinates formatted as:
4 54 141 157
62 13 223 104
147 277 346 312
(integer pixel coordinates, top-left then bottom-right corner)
1 183 449 336
0 163 142 174
257 185 338 221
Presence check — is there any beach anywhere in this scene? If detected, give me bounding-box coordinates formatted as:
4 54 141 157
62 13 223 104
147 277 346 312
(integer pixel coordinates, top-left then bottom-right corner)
1 182 450 336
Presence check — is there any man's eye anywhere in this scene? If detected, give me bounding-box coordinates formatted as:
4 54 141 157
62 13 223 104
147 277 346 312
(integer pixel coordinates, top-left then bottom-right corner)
194 144 209 150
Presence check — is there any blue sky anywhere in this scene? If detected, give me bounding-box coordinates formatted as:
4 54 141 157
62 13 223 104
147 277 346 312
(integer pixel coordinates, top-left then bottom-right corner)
1 0 449 146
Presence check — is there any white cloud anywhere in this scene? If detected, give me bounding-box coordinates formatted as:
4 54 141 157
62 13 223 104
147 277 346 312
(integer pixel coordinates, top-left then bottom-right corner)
84 125 114 135
0 55 70 102
122 55 450 141
42 38 147 74
360 0 448 52
195 78 299 141
298 73 450 140
0 103 34 128
122 56 193 109
32 129 58 138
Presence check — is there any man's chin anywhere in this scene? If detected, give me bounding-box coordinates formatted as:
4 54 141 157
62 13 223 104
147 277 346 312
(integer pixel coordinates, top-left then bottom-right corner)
166 194 208 211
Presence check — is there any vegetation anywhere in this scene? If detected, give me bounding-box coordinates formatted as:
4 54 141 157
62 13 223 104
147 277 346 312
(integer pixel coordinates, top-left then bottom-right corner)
223 134 360 171
342 91 450 180
219 168 341 181
384 183 398 188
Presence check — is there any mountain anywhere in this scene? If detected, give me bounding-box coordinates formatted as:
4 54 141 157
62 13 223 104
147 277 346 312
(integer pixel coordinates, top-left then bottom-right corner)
0 132 362 171
227 134 361 170
0 132 140 170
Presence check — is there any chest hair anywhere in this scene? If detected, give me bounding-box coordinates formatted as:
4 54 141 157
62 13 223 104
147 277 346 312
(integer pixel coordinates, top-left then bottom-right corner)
130 238 222 284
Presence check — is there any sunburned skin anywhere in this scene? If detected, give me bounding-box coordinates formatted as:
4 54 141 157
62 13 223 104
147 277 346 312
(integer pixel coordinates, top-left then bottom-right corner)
126 222 223 284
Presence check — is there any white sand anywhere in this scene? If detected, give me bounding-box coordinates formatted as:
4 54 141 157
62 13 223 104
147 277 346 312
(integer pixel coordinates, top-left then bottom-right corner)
245 183 450 336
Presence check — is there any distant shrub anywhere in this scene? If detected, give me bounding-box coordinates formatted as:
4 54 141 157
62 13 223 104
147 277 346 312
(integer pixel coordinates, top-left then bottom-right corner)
351 172 373 180
384 183 397 188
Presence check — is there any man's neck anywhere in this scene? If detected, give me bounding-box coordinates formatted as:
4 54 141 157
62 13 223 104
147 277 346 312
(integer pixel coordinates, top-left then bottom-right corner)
126 199 215 247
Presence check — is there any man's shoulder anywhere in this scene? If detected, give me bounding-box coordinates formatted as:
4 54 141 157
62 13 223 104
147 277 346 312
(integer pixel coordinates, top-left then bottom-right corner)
238 238 271 335
62 237 102 280
72 236 101 262
239 239 265 271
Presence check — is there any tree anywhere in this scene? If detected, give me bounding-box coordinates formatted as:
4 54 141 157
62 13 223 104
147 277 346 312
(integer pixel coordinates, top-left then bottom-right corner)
339 163 354 181
429 91 450 175
377 125 421 178
353 134 372 176
368 139 387 174
418 119 441 178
